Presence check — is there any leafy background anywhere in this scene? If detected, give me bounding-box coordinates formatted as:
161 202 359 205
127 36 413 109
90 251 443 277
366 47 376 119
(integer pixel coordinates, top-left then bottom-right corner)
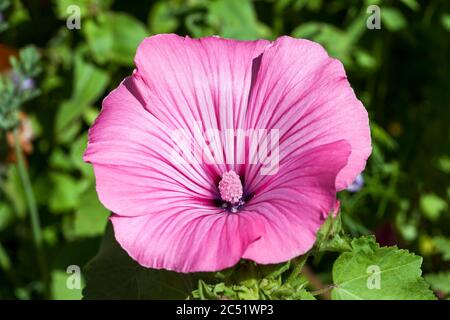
0 0 449 299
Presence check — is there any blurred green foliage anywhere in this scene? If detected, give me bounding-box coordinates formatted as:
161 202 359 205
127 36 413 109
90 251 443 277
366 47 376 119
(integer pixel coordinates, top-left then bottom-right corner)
0 0 448 299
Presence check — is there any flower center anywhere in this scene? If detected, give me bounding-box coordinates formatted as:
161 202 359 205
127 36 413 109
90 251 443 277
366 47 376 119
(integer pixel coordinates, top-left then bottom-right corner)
218 170 244 213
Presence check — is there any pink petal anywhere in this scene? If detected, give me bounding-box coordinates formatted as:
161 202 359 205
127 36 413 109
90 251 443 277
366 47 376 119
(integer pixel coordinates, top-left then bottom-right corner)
110 208 265 272
133 34 269 176
242 140 351 263
84 77 217 217
244 36 371 192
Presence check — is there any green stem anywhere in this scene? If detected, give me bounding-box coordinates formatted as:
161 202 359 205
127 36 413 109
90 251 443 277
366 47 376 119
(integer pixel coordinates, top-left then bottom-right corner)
13 128 49 298
0 241 11 271
311 284 335 297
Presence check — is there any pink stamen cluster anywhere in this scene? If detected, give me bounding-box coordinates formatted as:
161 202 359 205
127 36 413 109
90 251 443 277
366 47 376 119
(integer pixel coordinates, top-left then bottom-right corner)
218 170 243 205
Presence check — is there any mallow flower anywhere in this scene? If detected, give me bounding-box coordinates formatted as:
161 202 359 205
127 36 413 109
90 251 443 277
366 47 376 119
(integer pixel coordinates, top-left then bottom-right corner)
84 34 371 273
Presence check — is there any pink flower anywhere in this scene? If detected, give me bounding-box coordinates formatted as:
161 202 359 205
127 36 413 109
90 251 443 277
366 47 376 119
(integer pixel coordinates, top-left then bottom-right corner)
84 34 371 273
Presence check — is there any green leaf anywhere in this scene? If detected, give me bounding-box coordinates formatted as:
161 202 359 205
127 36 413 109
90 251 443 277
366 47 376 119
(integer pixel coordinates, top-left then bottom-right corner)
70 133 93 178
442 14 450 32
192 258 313 300
72 55 109 106
292 0 323 11
437 156 450 174
297 288 316 300
193 278 262 300
0 203 14 231
9 0 30 26
48 173 84 213
54 0 113 19
84 12 148 66
73 185 110 237
55 100 79 133
258 261 291 279
400 0 420 11
56 118 82 145
433 237 450 261
51 270 84 300
50 148 73 171
291 22 322 38
381 7 407 31
425 272 450 295
55 56 109 138
332 236 436 300
148 1 179 34
315 214 351 253
0 242 12 272
2 165 26 218
193 280 221 300
354 49 377 69
207 0 271 40
83 222 197 299
420 193 448 221
292 22 351 63
82 106 99 125
395 205 419 241
371 123 397 150
43 226 58 246
185 13 215 38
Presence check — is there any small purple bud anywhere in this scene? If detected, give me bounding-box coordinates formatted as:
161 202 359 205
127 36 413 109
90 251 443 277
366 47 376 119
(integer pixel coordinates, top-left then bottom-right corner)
0 12 4 24
11 72 34 91
21 78 35 91
347 174 364 192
